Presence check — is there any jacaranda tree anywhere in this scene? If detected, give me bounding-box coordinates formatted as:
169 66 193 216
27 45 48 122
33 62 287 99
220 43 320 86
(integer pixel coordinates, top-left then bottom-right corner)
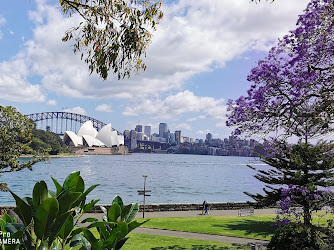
60 0 163 80
227 0 334 248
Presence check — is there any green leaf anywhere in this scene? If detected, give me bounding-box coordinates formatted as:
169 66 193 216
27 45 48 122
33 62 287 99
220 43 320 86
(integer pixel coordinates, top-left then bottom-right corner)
121 203 139 223
48 190 57 198
58 214 73 240
100 206 108 216
48 212 71 245
51 177 63 195
128 220 148 232
70 234 91 250
63 172 84 193
108 203 121 222
33 181 49 210
58 192 81 215
2 213 13 223
82 229 101 250
9 189 32 227
102 232 120 248
84 199 100 212
81 217 98 223
112 195 124 210
5 222 24 235
113 221 128 240
35 198 59 241
115 237 129 250
87 221 116 229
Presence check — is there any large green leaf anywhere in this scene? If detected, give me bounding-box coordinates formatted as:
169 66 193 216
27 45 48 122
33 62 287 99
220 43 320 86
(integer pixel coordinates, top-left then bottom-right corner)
112 196 124 210
77 184 100 206
84 199 100 212
121 203 139 223
34 198 59 241
48 212 71 245
128 220 147 232
58 214 73 240
33 181 49 210
82 229 101 250
51 177 63 195
9 190 32 227
58 192 81 215
115 237 129 250
108 203 121 222
63 172 84 193
113 221 128 240
70 234 91 250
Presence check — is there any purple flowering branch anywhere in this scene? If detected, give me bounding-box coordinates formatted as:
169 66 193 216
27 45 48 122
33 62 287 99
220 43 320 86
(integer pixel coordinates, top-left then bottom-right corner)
227 0 334 141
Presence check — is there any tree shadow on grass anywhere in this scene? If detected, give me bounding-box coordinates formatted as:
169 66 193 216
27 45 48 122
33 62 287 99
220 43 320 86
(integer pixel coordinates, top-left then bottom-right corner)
212 219 276 239
151 244 247 249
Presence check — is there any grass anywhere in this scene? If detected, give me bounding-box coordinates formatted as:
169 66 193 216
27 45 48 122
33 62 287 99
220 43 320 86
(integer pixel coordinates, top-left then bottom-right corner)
122 233 251 250
66 230 251 250
137 215 276 240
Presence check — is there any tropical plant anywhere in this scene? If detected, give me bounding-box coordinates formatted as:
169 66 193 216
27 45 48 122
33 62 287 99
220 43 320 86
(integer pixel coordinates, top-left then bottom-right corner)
78 195 146 249
4 171 99 249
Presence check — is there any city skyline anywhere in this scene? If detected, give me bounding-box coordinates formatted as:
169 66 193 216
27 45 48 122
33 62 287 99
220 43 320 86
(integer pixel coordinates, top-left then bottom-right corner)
0 0 309 140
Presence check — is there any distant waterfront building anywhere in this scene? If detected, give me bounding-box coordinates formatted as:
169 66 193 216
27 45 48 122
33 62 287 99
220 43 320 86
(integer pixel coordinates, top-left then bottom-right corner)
130 130 137 150
144 126 151 136
123 130 130 140
137 132 145 141
135 125 143 132
159 123 168 137
175 130 181 144
206 133 212 144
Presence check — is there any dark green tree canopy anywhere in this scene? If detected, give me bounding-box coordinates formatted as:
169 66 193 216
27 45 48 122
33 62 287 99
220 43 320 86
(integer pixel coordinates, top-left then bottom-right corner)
60 0 163 80
0 106 43 191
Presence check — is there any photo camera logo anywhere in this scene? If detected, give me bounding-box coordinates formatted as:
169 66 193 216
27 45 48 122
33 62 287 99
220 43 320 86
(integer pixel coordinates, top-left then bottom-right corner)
0 231 20 245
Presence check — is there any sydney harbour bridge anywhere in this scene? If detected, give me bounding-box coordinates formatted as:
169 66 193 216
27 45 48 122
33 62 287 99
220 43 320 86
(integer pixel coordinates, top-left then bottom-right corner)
26 111 122 135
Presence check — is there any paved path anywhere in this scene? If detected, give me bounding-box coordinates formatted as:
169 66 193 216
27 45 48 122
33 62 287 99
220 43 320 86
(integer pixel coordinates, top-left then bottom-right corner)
81 208 274 245
133 227 268 245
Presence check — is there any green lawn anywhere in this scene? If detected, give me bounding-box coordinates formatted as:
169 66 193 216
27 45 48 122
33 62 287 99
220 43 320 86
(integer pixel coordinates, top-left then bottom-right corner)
137 215 276 240
122 233 251 250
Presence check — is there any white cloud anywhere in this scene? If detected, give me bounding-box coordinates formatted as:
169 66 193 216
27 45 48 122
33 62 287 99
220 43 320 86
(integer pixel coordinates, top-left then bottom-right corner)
175 123 192 131
95 104 112 113
187 115 206 122
64 106 86 115
0 56 45 103
46 99 57 105
0 0 309 102
196 129 211 135
123 90 228 121
0 15 5 39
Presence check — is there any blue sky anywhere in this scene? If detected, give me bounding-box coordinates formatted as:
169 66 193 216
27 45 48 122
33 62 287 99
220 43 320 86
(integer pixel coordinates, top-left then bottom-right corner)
0 0 309 139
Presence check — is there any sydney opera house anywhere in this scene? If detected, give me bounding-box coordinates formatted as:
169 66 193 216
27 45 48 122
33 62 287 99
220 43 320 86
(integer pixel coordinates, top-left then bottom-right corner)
63 121 124 148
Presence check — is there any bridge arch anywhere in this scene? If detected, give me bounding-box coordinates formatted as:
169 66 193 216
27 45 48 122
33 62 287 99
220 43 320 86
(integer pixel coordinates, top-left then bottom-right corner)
26 112 122 135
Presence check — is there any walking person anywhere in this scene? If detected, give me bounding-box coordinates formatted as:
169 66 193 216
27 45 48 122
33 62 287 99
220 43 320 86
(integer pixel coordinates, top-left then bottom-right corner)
202 201 209 215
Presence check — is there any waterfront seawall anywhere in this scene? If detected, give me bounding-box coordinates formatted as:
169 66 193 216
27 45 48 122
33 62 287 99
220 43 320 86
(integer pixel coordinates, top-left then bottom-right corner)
0 202 265 214
91 201 263 212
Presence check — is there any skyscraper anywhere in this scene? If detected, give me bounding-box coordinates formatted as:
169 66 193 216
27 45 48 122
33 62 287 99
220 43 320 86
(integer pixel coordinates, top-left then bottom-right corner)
175 130 181 144
144 126 151 136
159 123 168 137
135 125 143 132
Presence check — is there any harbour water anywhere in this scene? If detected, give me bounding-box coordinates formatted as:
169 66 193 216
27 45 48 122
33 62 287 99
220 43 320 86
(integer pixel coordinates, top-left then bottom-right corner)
0 154 268 205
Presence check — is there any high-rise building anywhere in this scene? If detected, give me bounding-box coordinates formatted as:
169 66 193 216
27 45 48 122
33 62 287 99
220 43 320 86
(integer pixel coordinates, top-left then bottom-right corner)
175 130 181 144
144 126 151 136
206 133 212 143
123 130 130 140
159 123 168 137
135 125 143 132
130 130 137 150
